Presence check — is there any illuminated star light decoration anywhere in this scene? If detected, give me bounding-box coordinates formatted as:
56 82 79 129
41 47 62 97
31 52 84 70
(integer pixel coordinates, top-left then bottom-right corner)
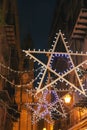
25 89 66 124
23 30 87 123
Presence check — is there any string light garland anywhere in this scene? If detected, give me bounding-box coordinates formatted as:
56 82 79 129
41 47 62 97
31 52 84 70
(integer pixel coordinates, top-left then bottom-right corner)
0 62 43 74
0 99 20 121
0 69 44 88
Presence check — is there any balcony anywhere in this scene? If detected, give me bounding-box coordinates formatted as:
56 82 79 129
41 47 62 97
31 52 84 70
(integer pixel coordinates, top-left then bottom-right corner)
68 108 87 130
71 8 87 39
4 25 16 45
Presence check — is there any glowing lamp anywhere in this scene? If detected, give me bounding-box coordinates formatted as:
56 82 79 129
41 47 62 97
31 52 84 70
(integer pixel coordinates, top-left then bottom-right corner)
43 128 46 130
64 94 71 104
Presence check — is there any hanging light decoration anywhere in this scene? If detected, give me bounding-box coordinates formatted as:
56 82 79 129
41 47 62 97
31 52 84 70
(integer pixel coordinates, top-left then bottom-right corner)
43 128 46 130
64 94 71 104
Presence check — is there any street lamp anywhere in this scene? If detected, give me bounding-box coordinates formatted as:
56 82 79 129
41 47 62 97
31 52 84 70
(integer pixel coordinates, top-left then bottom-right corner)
43 128 46 130
64 94 71 104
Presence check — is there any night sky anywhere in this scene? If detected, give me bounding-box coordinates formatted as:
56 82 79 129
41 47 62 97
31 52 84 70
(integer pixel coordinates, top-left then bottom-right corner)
17 0 57 49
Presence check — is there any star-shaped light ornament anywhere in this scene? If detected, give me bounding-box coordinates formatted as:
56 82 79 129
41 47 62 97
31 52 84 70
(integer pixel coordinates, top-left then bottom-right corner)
25 89 66 124
23 30 87 123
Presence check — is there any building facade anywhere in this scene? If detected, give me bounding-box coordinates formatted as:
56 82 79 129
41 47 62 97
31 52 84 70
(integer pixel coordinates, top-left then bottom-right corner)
49 0 87 130
0 0 22 130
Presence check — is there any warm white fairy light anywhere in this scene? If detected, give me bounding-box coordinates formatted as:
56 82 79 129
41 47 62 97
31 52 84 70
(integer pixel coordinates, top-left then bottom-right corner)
0 99 20 122
25 102 54 124
0 62 44 74
24 88 67 123
0 66 44 88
